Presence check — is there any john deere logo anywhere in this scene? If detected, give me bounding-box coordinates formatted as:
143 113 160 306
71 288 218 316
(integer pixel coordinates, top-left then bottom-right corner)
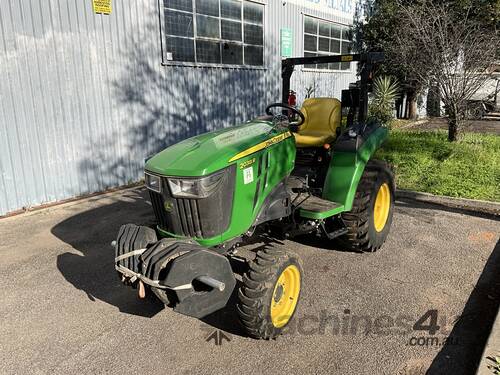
164 200 174 212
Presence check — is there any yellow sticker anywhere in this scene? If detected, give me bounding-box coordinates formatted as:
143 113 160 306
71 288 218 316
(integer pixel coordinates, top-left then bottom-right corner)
341 55 353 62
239 158 256 169
92 0 112 14
229 132 292 162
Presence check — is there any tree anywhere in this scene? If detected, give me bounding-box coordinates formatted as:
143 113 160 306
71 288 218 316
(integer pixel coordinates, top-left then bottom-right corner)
356 0 500 122
354 0 421 119
450 0 500 29
388 1 500 141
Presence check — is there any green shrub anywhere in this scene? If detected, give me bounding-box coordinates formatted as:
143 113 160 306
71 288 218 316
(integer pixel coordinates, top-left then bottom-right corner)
368 76 400 126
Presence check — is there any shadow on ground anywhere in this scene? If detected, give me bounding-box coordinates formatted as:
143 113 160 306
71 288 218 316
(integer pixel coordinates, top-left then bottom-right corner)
398 198 500 374
52 189 164 318
51 188 250 336
427 238 500 374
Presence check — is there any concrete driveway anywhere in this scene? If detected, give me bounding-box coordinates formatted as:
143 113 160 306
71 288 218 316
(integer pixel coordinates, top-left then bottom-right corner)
0 188 498 375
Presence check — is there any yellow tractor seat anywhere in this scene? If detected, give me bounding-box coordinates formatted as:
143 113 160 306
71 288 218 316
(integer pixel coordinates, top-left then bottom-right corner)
293 97 342 148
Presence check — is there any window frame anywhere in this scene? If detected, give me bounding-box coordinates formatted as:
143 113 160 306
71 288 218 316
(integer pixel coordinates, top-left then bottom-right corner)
160 0 267 70
302 14 354 73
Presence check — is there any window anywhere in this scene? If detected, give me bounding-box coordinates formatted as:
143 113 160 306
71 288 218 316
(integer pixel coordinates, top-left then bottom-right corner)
303 15 353 71
163 0 264 66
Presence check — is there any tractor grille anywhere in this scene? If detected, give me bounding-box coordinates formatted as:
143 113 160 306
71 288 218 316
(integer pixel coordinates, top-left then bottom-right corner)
148 165 235 239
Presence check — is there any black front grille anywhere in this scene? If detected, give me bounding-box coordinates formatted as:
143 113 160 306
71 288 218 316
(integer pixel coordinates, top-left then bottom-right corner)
149 165 236 239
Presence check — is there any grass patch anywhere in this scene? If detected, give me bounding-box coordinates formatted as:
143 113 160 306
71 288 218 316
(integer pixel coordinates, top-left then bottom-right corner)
375 130 500 201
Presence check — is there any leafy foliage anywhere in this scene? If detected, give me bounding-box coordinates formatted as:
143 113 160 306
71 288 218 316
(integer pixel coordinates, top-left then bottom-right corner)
354 0 420 87
368 76 400 125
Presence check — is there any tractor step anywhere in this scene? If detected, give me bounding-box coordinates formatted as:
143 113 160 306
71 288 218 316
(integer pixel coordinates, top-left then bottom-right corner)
292 193 344 219
319 222 349 240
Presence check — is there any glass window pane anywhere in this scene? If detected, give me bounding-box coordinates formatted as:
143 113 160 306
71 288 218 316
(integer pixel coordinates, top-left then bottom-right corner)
221 0 241 20
341 41 351 54
342 27 353 41
341 62 350 70
165 10 194 37
318 62 329 70
166 36 195 62
329 62 340 70
319 22 330 37
196 0 219 16
304 52 317 69
330 39 340 53
317 56 329 70
221 20 242 41
244 45 263 66
318 37 329 52
196 15 219 38
164 0 193 12
244 23 263 45
304 34 317 52
304 17 317 34
222 42 243 64
331 24 341 39
196 40 221 63
243 2 263 24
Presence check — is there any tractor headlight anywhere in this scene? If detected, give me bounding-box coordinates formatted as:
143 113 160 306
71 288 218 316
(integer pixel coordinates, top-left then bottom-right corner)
168 169 227 199
145 173 161 193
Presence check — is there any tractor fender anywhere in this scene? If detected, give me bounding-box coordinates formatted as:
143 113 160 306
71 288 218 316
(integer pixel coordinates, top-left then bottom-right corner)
322 125 388 211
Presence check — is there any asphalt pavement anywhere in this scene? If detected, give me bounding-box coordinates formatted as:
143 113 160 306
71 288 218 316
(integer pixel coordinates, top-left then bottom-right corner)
0 188 498 375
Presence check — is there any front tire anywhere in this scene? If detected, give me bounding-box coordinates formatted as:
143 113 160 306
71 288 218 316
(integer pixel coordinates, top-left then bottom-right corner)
338 160 395 252
237 248 303 339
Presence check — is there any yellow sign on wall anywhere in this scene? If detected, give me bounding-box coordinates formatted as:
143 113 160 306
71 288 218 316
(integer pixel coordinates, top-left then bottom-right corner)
92 0 112 14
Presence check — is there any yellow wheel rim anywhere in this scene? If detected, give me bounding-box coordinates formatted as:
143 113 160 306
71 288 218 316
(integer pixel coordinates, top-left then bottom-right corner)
373 182 391 232
270 265 301 328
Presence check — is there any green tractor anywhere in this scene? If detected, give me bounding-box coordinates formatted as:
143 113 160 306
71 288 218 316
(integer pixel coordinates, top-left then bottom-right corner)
114 53 395 339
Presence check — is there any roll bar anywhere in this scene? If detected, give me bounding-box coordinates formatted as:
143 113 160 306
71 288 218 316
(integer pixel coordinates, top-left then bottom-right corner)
281 52 385 126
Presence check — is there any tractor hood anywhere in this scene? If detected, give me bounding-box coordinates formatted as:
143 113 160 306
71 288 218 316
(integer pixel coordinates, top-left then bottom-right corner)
145 120 279 177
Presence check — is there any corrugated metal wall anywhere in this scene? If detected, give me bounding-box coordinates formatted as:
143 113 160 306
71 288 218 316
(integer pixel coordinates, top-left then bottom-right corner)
0 0 356 216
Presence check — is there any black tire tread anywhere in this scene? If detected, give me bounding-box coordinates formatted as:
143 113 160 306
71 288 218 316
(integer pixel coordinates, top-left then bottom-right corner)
237 248 302 340
339 160 394 252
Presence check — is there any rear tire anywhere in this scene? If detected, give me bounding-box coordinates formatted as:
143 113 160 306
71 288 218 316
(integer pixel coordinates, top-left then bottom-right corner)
338 160 395 252
237 248 303 339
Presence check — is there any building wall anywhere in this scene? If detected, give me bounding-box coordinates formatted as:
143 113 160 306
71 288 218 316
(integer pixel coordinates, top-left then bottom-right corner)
0 0 356 216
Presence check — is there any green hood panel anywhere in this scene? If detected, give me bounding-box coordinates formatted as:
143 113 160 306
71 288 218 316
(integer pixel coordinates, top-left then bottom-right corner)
145 120 276 176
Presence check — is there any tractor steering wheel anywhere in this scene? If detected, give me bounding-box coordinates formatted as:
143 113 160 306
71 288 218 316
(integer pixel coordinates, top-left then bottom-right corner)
265 103 305 127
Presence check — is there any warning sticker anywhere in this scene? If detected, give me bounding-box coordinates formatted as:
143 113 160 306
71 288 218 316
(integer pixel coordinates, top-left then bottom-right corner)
243 167 254 185
92 0 112 14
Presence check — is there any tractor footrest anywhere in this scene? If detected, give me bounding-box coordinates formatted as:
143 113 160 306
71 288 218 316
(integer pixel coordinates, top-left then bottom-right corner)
292 193 344 219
